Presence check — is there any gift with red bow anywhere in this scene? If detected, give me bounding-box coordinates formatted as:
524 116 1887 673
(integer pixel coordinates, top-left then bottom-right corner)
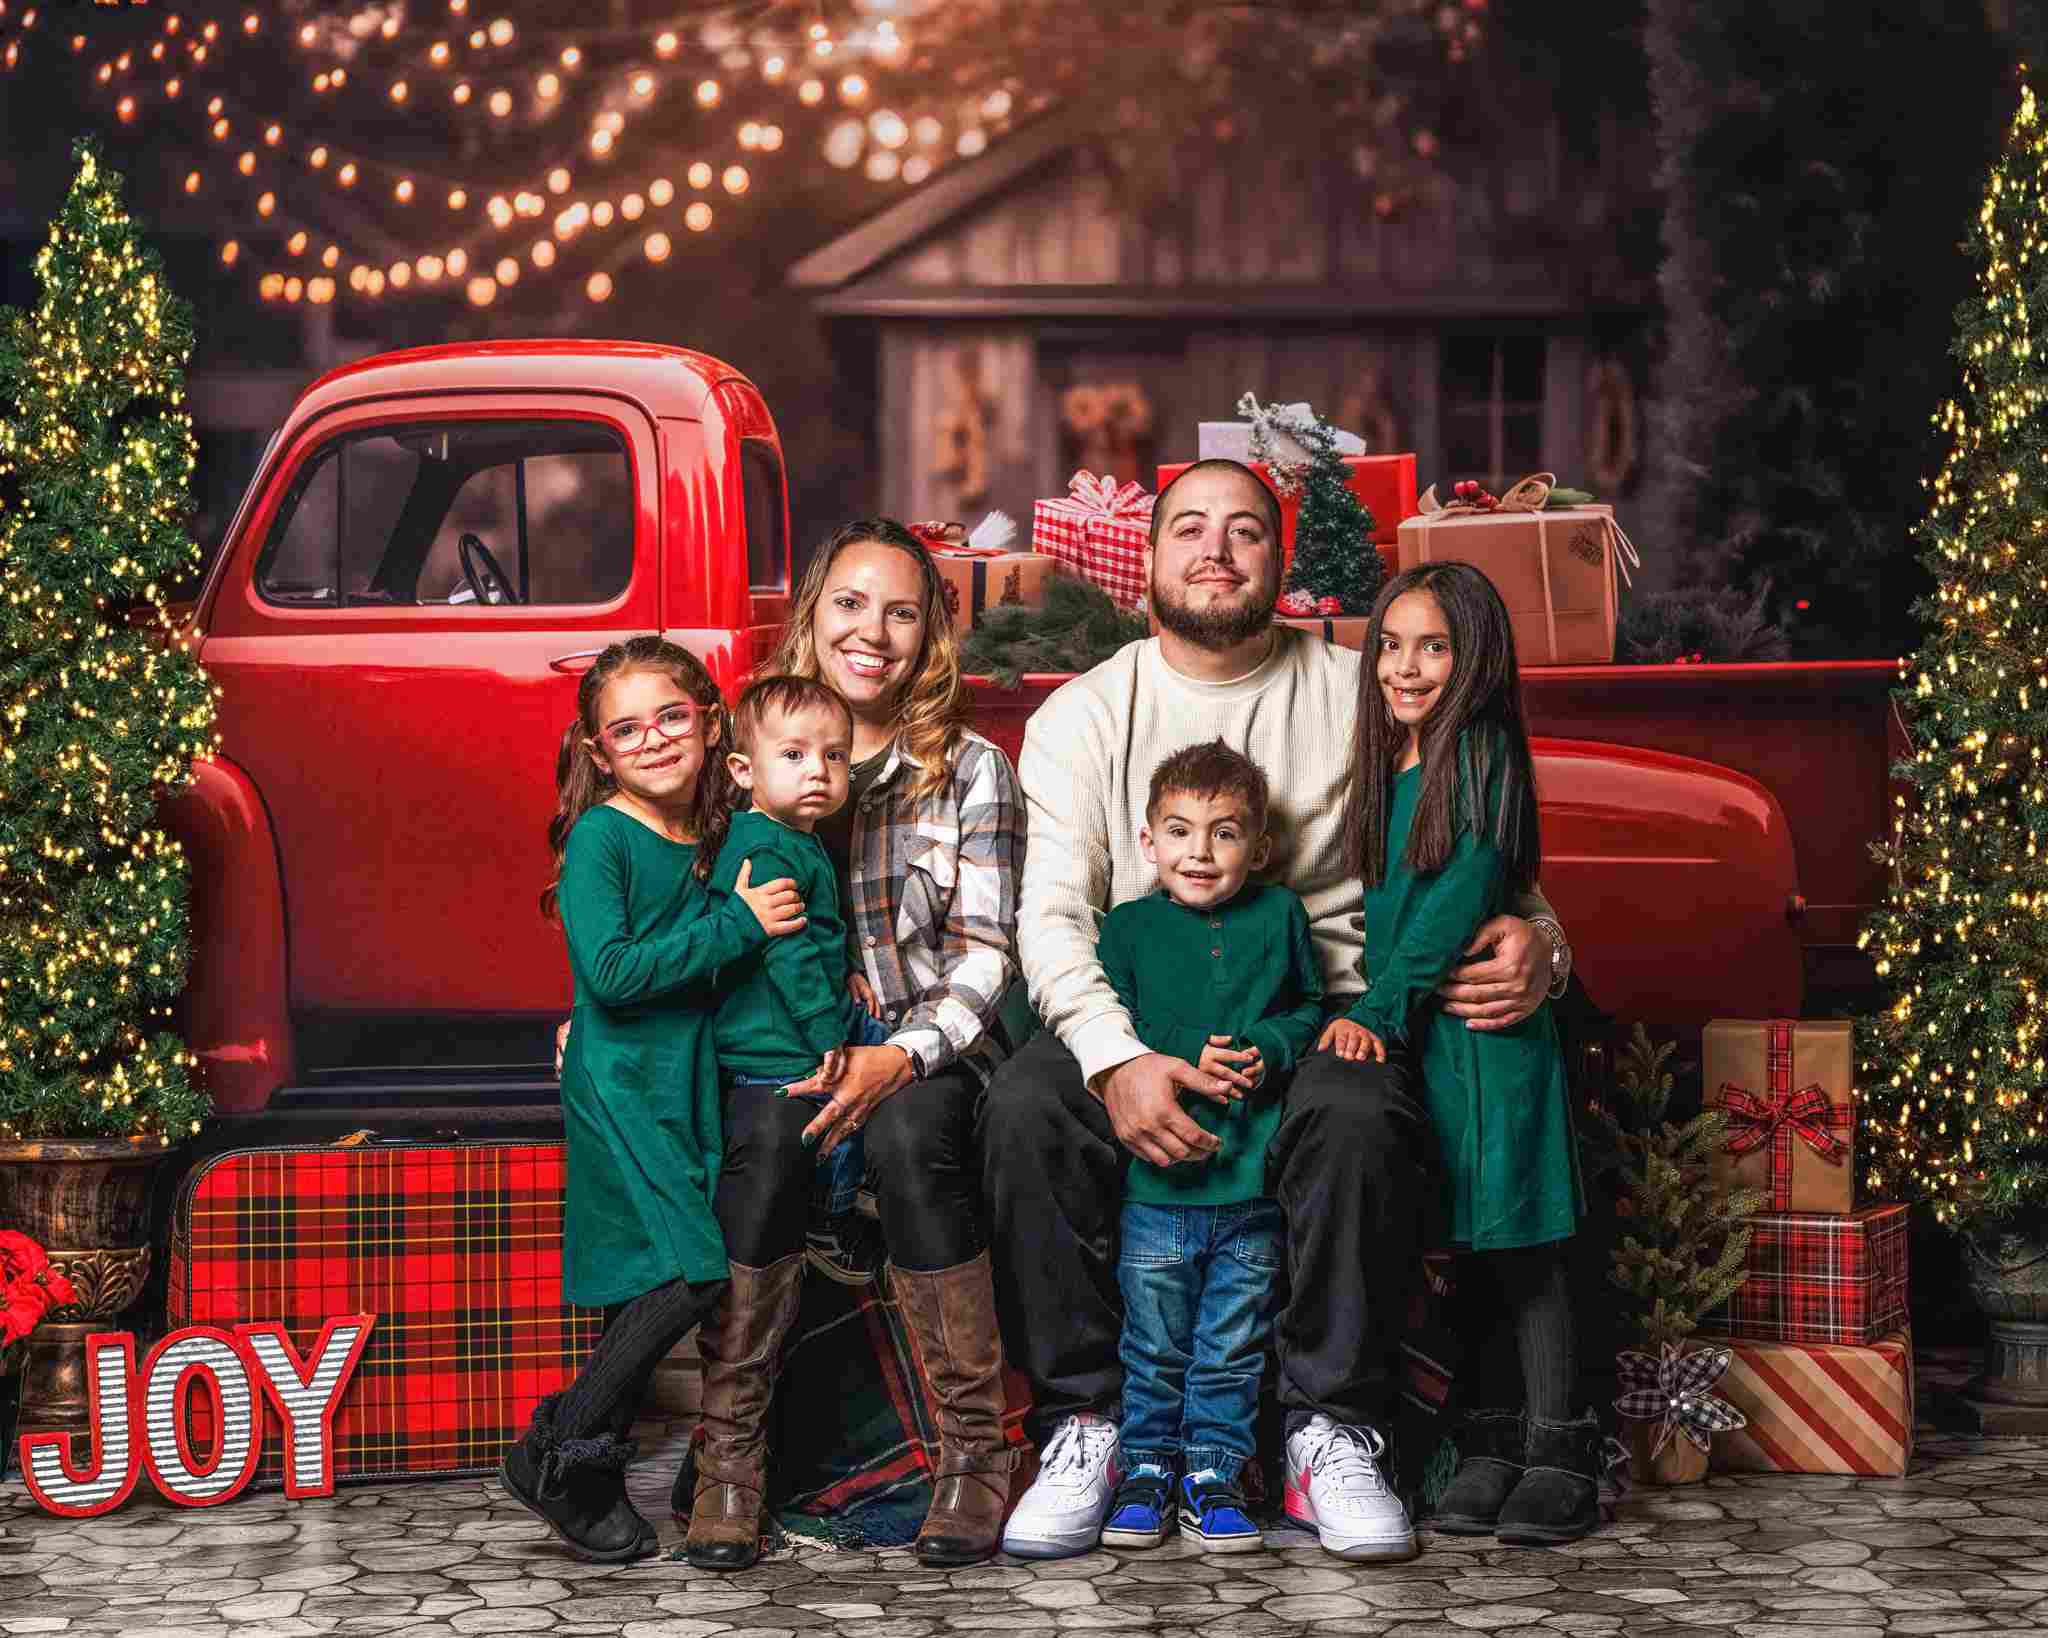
907 512 1060 629
1703 1018 1856 1216
1029 470 1155 610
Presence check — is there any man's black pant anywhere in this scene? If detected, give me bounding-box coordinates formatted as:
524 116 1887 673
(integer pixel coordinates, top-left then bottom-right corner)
977 1024 1429 1443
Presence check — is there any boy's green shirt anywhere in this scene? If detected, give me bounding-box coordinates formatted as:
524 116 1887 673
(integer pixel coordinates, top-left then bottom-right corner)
709 808 853 1080
1098 881 1324 1205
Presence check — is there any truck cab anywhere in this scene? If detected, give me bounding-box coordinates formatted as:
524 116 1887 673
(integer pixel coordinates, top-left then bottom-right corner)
172 342 794 1117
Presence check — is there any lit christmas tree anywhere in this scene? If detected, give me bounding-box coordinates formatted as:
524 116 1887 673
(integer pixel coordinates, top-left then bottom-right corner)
1862 83 2048 1227
0 141 219 1143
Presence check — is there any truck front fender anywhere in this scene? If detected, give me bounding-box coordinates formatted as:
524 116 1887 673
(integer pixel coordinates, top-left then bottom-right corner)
162 754 293 1114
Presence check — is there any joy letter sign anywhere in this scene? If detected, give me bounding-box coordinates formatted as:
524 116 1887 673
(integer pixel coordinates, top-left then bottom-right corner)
19 1316 374 1516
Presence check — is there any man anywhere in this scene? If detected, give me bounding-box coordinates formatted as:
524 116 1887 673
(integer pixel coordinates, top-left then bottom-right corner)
979 459 1568 1561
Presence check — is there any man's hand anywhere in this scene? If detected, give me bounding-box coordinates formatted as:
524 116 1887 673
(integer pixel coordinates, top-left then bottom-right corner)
1098 1052 1234 1170
555 1019 571 1076
1198 1034 1263 1090
1316 1017 1386 1062
849 972 883 1020
1436 913 1549 1032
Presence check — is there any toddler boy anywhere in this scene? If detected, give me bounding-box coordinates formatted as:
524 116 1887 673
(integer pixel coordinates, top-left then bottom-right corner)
1094 738 1323 1551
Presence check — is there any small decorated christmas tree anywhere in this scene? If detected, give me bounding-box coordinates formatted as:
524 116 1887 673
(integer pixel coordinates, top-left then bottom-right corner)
1249 400 1383 616
1595 1027 1764 1350
0 141 219 1143
1860 83 2048 1232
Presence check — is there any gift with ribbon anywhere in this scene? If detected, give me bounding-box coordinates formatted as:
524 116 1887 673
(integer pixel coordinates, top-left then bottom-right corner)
1396 472 1643 667
908 516 1060 629
1708 1329 1914 1477
1703 1018 1856 1215
1699 1203 1908 1347
1029 470 1155 610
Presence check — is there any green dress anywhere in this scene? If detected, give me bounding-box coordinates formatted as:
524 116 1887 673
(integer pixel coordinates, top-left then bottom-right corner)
1345 754 1585 1251
555 802 769 1305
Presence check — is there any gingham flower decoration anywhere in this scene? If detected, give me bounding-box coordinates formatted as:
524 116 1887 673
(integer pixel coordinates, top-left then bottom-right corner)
1613 1342 1747 1456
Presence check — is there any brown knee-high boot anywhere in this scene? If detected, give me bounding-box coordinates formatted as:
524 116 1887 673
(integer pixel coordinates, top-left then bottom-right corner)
685 1254 806 1571
890 1251 1021 1567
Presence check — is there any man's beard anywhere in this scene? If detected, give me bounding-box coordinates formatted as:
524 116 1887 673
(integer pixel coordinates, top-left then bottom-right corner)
1151 572 1275 649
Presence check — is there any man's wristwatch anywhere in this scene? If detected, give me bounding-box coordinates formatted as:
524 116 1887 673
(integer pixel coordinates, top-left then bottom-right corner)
1527 915 1571 1001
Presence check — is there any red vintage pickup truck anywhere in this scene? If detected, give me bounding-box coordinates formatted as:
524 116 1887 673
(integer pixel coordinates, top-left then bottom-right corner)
166 340 1898 1125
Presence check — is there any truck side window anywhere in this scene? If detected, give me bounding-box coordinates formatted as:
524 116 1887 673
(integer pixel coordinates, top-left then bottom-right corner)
740 437 789 592
256 419 634 608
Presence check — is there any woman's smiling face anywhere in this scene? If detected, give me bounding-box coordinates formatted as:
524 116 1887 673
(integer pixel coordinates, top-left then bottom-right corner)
810 538 928 716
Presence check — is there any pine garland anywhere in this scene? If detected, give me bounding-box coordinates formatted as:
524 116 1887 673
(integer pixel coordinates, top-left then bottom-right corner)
1594 1026 1764 1351
960 574 1148 689
0 142 219 1143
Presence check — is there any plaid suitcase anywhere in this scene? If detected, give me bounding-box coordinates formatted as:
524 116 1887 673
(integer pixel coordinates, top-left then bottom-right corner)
167 1139 603 1487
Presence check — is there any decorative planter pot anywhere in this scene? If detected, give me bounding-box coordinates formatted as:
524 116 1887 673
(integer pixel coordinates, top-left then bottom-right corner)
1965 1227 2048 1408
1625 1420 1709 1486
0 1139 166 1433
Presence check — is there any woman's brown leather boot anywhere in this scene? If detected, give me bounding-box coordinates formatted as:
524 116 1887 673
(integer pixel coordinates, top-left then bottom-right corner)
890 1251 1021 1567
685 1254 806 1571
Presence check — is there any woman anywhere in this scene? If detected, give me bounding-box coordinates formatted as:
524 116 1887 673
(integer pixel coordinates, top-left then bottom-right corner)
568 518 1025 1566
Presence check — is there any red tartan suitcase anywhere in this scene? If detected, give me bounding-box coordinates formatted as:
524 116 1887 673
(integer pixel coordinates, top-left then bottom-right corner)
167 1139 603 1487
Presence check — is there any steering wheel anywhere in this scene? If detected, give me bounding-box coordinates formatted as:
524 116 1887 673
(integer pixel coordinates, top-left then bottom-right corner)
458 532 517 605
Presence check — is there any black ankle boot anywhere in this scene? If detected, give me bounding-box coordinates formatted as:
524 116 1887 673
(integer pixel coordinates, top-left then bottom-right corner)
499 1396 657 1563
1433 1410 1525 1536
1496 1412 1603 1546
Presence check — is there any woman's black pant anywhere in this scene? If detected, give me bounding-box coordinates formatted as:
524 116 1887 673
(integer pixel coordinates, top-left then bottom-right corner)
715 1066 986 1271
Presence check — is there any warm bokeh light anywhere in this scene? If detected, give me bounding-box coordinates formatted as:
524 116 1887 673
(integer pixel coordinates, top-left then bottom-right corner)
645 231 672 262
585 271 612 301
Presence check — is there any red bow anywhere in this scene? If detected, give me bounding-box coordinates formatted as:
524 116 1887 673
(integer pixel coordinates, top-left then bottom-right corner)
1720 1082 1845 1163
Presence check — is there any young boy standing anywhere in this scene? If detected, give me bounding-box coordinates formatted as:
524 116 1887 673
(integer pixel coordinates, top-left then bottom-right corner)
1092 739 1323 1552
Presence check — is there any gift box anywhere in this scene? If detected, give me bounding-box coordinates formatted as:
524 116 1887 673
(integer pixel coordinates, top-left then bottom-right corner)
1709 1330 1914 1477
1030 470 1153 609
1699 1203 1908 1347
1703 1018 1856 1215
929 547 1058 630
1396 474 1636 666
1157 454 1417 557
1278 615 1371 650
1196 402 1368 466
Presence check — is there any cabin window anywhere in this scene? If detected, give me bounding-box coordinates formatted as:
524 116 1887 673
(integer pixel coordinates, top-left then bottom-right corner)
740 437 789 592
254 419 634 608
1439 334 1546 491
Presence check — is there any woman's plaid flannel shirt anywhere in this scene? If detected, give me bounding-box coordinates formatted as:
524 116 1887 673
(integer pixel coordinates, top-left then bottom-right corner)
846 728 1025 1087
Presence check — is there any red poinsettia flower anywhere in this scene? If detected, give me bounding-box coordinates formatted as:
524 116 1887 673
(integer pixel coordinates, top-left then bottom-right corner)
0 1231 77 1346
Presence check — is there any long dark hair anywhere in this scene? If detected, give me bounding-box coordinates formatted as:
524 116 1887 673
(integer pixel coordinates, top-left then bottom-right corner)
540 636 737 918
1341 562 1541 891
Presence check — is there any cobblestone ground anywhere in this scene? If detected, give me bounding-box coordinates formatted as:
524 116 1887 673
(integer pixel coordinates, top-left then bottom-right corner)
5 1363 2047 1638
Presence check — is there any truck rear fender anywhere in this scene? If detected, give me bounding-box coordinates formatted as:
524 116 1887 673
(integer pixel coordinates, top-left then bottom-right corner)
161 753 294 1114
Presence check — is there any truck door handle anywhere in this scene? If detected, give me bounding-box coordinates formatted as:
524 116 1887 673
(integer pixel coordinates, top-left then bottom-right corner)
548 649 605 673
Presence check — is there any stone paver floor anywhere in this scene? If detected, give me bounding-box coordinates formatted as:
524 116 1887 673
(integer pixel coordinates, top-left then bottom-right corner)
5 1355 2046 1638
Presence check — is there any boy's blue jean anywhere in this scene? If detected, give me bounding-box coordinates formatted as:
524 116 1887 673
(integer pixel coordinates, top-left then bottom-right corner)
1116 1197 1284 1482
727 1007 892 1220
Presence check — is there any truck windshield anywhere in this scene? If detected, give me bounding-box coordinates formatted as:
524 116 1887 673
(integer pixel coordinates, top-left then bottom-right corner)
254 419 633 608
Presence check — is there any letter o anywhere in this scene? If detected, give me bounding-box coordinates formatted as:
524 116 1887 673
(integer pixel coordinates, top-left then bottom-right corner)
140 1329 262 1507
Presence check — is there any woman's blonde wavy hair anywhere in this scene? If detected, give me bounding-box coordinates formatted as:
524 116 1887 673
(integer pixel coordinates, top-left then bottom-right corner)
763 517 969 804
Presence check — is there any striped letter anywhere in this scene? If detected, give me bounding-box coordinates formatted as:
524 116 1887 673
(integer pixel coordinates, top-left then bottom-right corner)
141 1328 262 1507
240 1315 374 1498
20 1332 142 1518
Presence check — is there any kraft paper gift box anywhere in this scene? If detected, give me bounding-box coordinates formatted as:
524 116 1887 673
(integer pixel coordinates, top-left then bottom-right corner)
1699 1203 1908 1347
1709 1330 1915 1477
1030 470 1153 609
929 547 1058 630
1397 501 1624 667
1703 1018 1856 1215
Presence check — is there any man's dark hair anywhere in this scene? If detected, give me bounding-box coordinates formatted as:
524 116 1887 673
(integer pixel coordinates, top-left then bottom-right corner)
1146 738 1271 836
732 672 853 756
1147 458 1284 550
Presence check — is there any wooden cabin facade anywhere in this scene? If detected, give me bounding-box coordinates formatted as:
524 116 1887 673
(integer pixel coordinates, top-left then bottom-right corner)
790 114 1658 537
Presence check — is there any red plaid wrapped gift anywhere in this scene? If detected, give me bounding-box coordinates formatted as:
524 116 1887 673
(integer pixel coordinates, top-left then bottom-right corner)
1704 1018 1856 1214
1699 1203 1908 1347
168 1141 603 1486
1709 1329 1914 1477
1030 470 1153 608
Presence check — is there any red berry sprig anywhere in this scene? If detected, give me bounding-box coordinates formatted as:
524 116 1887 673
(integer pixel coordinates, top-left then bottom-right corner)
1453 479 1500 510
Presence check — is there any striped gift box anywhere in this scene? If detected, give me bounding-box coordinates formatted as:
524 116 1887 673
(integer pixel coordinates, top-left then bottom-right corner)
1709 1329 1914 1477
168 1142 603 1487
1700 1203 1908 1346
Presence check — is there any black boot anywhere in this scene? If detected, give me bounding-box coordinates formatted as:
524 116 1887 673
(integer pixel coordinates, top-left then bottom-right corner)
1432 1410 1525 1536
500 1395 657 1563
1495 1411 1602 1546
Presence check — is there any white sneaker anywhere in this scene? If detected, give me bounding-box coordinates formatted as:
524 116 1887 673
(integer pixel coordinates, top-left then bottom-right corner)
1282 1415 1417 1561
1000 1414 1121 1559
